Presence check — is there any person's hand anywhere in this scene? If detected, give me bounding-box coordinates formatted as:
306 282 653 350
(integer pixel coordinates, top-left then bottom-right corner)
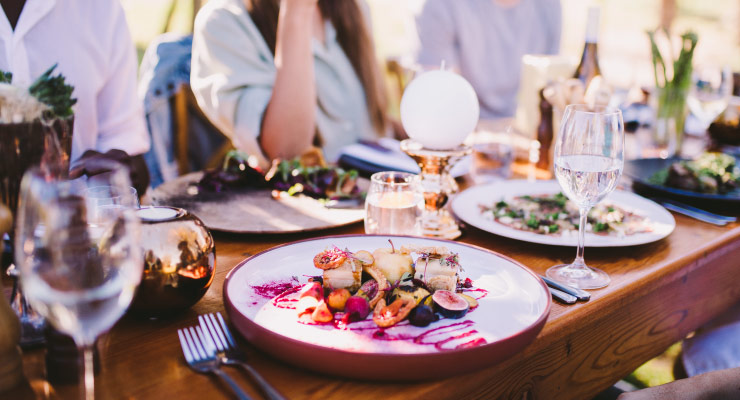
69 149 150 197
390 119 408 141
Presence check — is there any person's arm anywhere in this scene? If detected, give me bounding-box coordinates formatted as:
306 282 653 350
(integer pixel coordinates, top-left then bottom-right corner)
94 0 150 158
71 1 150 193
259 0 318 160
617 367 740 400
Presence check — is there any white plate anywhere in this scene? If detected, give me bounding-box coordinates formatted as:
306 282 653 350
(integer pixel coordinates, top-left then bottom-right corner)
224 234 550 380
451 180 676 247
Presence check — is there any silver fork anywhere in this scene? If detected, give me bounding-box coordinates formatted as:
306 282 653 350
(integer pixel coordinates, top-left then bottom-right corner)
177 326 253 400
199 313 287 400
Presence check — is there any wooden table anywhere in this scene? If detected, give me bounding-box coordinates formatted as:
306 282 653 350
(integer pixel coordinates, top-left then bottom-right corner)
9 202 740 399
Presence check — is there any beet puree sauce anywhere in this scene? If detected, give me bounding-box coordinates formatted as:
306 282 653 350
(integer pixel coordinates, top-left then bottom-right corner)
251 280 490 350
250 281 301 309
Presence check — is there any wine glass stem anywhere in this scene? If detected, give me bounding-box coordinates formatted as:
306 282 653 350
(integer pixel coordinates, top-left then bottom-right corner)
79 344 95 400
573 207 589 268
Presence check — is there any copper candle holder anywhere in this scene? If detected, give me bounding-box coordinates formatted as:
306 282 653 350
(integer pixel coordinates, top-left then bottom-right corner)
400 139 471 240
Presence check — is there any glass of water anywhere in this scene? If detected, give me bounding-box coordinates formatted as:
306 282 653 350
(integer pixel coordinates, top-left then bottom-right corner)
15 160 142 399
364 171 423 235
547 104 624 289
687 65 733 131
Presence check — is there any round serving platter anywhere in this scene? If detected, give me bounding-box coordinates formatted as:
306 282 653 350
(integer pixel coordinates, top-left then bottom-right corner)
624 157 740 208
150 172 365 234
223 234 551 381
451 180 676 247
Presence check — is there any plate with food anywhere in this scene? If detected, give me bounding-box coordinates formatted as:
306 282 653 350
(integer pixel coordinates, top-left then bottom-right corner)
451 180 675 247
150 149 367 233
625 152 740 208
223 235 550 380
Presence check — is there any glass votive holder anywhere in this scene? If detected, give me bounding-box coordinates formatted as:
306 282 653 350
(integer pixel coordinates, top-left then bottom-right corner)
84 185 139 208
84 186 139 226
469 129 514 184
364 171 422 235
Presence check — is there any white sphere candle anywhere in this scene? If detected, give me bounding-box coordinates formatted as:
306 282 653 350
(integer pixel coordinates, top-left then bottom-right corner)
400 69 480 150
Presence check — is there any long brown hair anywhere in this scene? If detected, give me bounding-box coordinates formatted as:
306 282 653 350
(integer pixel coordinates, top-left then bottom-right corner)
245 0 388 134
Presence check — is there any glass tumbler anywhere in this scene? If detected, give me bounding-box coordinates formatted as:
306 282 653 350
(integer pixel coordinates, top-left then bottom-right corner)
364 171 423 235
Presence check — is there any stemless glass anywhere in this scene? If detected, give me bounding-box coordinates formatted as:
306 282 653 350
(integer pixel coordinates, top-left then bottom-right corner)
364 171 423 235
84 186 139 208
687 65 733 130
547 104 624 289
15 160 142 399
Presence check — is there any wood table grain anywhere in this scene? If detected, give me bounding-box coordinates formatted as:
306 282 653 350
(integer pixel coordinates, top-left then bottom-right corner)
9 206 740 399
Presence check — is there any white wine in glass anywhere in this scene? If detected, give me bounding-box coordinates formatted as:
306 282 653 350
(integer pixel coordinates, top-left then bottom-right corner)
15 160 142 399
547 104 624 289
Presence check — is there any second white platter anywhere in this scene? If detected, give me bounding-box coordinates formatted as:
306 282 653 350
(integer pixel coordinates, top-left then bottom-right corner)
451 180 676 247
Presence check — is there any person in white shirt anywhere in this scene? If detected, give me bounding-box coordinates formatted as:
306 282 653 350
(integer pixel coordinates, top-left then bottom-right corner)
415 0 561 119
0 0 150 192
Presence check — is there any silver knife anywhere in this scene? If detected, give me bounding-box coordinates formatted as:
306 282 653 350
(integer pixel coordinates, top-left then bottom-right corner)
540 274 591 301
549 287 577 304
658 200 735 226
324 198 364 209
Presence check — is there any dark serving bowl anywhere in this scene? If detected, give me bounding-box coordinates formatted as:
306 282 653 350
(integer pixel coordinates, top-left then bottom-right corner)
624 157 740 213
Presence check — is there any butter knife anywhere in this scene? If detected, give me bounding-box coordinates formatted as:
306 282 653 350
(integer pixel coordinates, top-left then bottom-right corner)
540 274 591 301
549 287 577 304
656 198 736 226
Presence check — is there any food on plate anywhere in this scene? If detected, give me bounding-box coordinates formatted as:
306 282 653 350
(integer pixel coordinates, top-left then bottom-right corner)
407 245 461 292
296 282 323 316
483 193 653 236
389 285 430 306
314 247 363 292
326 288 351 311
372 244 414 284
197 148 362 200
649 152 739 194
277 241 480 328
407 304 436 327
343 296 371 322
432 290 470 319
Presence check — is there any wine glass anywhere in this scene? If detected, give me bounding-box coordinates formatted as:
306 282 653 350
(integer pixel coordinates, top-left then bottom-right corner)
15 160 142 399
687 65 733 131
547 104 624 289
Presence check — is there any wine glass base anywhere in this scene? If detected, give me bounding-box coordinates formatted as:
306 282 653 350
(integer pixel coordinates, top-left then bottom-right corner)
546 263 610 290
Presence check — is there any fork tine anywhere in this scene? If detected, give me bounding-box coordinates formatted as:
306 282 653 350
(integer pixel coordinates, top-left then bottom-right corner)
200 314 225 351
182 328 199 361
187 327 207 360
207 313 229 350
177 329 194 363
216 312 237 348
196 325 216 355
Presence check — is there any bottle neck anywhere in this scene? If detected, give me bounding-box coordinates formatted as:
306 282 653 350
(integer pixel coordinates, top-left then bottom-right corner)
580 42 599 57
584 6 600 43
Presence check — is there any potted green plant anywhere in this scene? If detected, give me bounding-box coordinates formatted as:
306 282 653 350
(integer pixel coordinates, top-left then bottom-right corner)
648 29 698 157
0 64 76 217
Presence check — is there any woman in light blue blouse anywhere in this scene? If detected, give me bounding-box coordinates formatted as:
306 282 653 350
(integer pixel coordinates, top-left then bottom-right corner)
191 0 389 167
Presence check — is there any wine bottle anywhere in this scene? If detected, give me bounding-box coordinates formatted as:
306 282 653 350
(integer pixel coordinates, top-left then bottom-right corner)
573 6 602 86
